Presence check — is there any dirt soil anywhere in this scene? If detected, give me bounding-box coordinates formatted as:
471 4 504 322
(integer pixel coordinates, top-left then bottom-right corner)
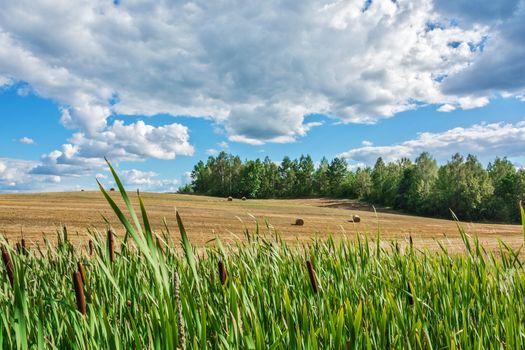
0 192 521 253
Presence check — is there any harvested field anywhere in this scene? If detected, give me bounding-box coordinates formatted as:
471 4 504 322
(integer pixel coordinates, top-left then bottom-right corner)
0 191 521 252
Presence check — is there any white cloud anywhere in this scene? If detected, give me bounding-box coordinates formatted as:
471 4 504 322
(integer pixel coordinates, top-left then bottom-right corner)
0 0 495 147
218 141 229 149
0 75 12 87
457 96 490 110
437 104 456 112
31 120 194 176
0 157 63 192
19 137 35 144
361 140 373 146
206 149 219 156
339 120 525 164
440 0 525 96
118 169 179 192
0 157 179 192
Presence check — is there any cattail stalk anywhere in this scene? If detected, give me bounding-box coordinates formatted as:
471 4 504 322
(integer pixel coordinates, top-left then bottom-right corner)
306 260 318 294
218 260 228 285
174 271 186 350
2 248 14 286
73 271 87 315
107 230 115 263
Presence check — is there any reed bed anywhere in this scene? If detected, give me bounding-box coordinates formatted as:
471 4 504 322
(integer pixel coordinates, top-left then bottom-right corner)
0 161 525 349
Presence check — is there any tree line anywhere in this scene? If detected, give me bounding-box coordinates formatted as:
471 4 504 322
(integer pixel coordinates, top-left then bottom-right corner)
179 151 525 223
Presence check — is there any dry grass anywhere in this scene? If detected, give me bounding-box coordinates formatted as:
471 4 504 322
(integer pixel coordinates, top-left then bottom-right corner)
0 191 521 252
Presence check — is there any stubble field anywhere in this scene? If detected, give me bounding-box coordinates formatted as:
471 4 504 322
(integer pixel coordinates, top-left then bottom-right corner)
0 191 521 252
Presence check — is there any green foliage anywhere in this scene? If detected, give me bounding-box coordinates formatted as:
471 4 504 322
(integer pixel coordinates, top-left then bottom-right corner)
184 151 525 223
1 163 525 348
433 154 494 220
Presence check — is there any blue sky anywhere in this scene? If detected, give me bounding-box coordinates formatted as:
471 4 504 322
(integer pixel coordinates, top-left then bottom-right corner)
1 0 525 192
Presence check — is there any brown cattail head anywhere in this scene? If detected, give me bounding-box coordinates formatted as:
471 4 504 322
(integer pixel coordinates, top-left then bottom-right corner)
21 239 27 255
2 248 14 286
409 235 413 247
107 230 115 263
218 260 228 285
407 281 414 306
88 240 94 256
306 260 318 294
77 262 86 284
73 271 87 315
15 243 21 255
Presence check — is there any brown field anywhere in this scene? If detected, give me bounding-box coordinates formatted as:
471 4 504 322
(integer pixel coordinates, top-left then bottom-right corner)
0 191 522 253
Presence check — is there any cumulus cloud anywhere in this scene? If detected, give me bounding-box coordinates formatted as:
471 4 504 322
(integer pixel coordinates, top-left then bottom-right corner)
19 137 35 145
434 0 520 23
440 0 525 96
0 158 61 192
0 0 496 147
117 169 179 192
31 120 194 176
0 157 180 192
339 120 525 164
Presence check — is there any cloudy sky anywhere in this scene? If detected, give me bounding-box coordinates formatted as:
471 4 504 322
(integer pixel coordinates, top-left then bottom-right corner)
1 0 525 192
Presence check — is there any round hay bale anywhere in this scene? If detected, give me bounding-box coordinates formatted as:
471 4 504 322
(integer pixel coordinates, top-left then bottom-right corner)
352 215 361 223
227 196 233 201
109 187 116 192
80 189 84 192
241 196 247 201
295 218 304 226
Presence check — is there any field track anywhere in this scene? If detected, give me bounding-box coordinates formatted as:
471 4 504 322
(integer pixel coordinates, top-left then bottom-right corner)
0 191 521 252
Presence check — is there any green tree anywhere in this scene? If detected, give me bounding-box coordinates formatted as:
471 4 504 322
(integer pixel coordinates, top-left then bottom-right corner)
327 157 348 197
314 157 330 196
278 156 296 197
354 167 373 200
434 154 493 220
371 157 387 204
295 155 315 197
487 157 519 221
396 152 437 213
191 160 210 194
239 159 263 198
259 157 279 198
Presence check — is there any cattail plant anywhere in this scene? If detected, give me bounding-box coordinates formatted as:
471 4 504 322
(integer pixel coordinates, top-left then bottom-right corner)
218 260 228 285
174 271 186 350
306 260 318 294
107 230 115 263
88 240 94 256
1 247 14 286
72 271 87 315
77 261 86 284
21 238 27 255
